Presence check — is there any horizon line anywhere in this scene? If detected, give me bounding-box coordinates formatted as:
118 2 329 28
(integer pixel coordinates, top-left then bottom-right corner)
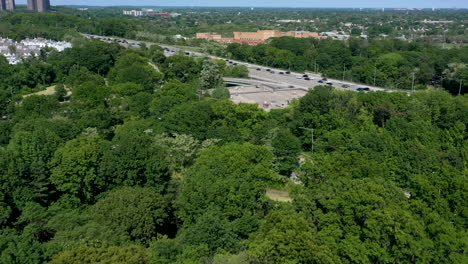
43 5 468 9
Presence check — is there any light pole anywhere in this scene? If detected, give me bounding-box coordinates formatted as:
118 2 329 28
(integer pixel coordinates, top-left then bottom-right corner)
373 62 377 86
299 127 314 153
459 80 463 96
343 64 346 81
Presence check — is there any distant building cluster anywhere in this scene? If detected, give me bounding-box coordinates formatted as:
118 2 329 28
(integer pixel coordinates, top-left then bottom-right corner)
0 37 72 64
276 20 301 23
320 32 351 41
420 19 454 24
123 9 181 17
123 10 144 16
0 0 15 11
27 0 50 12
196 30 323 45
0 0 50 12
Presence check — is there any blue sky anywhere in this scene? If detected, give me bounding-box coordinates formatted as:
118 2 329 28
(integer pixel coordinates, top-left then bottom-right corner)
15 0 468 8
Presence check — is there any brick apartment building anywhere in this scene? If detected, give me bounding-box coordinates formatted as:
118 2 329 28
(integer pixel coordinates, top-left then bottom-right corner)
196 30 321 45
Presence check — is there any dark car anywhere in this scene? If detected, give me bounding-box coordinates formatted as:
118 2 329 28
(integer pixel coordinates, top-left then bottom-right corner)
342 84 350 88
256 68 261 71
285 71 291 74
304 77 311 80
326 82 333 86
270 71 275 74
233 63 238 65
288 85 295 88
318 80 324 83
279 72 284 74
357 87 370 92
266 69 271 72
185 52 190 55
303 74 309 78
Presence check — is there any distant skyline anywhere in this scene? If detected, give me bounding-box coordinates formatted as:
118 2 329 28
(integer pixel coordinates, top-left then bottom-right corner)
13 0 468 8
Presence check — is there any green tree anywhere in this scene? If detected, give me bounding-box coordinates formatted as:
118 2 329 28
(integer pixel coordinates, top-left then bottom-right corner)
0 229 46 264
161 55 201 82
177 143 277 224
92 187 168 244
179 209 239 254
224 65 249 78
99 124 170 189
148 45 166 64
50 245 149 264
248 207 337 264
54 84 68 102
154 133 218 173
212 87 230 100
270 128 302 176
15 95 60 120
50 135 106 203
108 53 163 92
200 59 224 90
49 40 121 76
149 80 198 117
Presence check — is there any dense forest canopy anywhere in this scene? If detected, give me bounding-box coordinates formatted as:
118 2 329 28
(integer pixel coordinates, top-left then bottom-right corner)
0 7 467 264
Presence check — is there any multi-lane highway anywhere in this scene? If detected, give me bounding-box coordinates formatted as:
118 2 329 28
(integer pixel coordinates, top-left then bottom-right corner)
82 34 404 110
82 34 393 92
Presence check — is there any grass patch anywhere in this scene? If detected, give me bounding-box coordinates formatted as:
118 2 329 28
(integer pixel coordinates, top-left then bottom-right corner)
266 189 292 202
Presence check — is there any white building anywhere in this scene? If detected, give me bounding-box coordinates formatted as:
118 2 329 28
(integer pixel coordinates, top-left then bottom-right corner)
123 10 144 17
0 37 72 64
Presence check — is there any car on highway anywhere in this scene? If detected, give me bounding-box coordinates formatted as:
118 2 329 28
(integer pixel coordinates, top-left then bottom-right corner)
286 71 291 74
322 77 328 81
303 74 309 78
279 72 284 74
342 84 350 88
304 77 311 80
256 68 261 71
357 87 371 92
270 71 275 74
288 85 295 88
266 69 271 72
318 80 324 83
326 82 333 86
